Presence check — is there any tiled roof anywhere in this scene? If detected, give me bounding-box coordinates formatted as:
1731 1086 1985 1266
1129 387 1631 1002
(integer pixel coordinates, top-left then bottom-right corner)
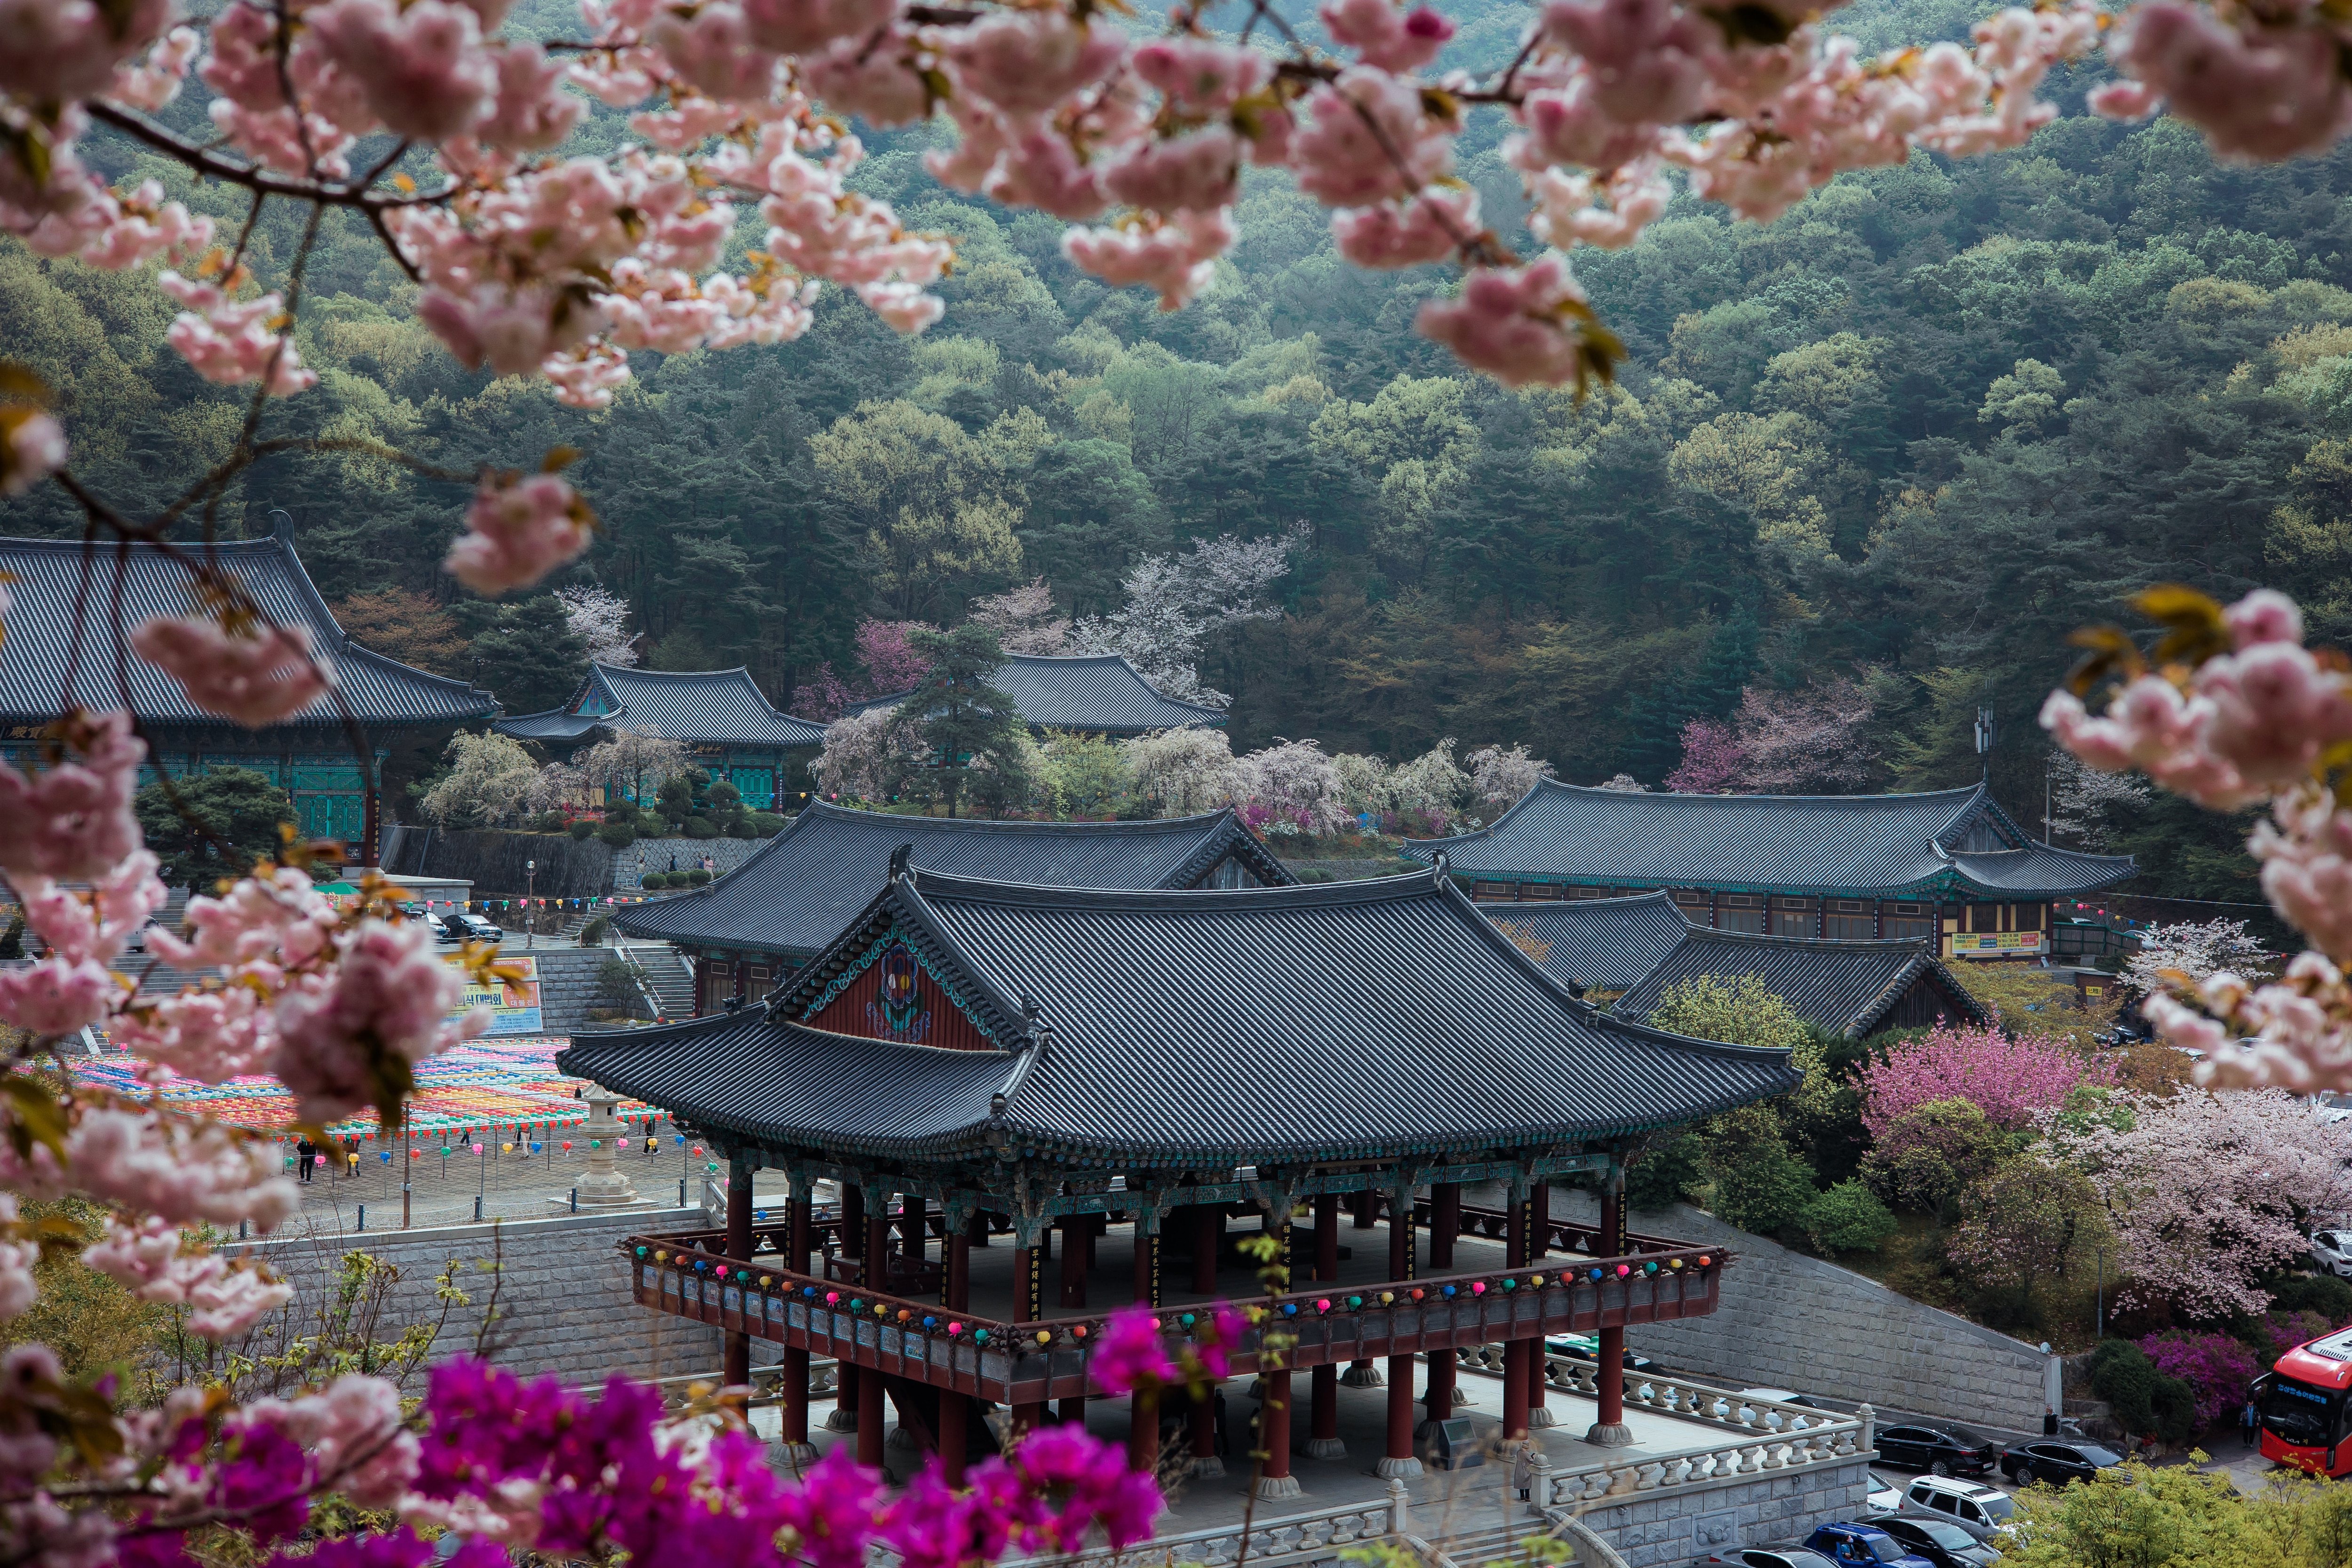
0 532 495 729
562 868 1801 1162
1609 926 1988 1038
1475 893 1693 993
1406 779 2134 899
846 653 1225 734
496 664 824 750
610 802 1293 956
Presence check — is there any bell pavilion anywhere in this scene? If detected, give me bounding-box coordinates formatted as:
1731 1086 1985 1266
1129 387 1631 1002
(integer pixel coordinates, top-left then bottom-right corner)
558 859 1798 1493
611 803 1291 1012
0 528 496 864
1413 780 2136 963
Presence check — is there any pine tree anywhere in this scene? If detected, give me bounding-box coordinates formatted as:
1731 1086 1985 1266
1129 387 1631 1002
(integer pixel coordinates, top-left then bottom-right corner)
904 625 1030 818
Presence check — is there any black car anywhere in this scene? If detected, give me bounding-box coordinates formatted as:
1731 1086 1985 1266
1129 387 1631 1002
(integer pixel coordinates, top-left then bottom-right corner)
1875 1423 1998 1476
1694 1548 1839 1568
1868 1514 2001 1568
2000 1440 2126 1486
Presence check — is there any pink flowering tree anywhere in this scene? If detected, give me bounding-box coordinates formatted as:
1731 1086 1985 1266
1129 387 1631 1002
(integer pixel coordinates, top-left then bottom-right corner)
2040 1087 2352 1318
1665 678 1875 794
2044 587 2352 1090
1858 1024 2104 1140
1665 716 1746 793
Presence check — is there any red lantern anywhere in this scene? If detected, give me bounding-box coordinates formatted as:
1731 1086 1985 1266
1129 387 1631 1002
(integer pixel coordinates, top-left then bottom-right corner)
562 1140 573 1151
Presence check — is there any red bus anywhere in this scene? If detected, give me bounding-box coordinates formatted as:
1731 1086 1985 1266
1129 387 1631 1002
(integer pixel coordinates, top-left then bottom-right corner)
2257 1328 2352 1474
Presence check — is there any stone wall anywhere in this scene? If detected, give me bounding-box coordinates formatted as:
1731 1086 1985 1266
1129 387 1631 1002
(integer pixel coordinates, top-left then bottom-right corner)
1582 1459 1873 1568
1549 1189 2051 1432
253 1205 722 1385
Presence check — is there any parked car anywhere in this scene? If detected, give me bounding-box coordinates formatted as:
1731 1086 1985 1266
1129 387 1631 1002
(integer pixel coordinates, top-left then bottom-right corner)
1868 1514 2002 1568
1898 1477 2018 1543
121 918 162 955
1546 1332 1655 1371
1693 1547 1839 1568
1999 1441 2126 1487
444 912 503 944
1875 1422 1999 1476
1801 1522 1936 1568
2314 1230 2352 1279
1866 1472 1905 1513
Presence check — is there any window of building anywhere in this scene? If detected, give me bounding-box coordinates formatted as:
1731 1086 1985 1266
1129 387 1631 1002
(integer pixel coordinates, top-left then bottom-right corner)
1473 882 1517 900
1826 914 1876 940
1671 889 1709 907
1524 883 1564 900
1718 902 1766 932
1884 915 1935 940
1773 909 1817 938
1970 904 2001 933
2014 902 2045 931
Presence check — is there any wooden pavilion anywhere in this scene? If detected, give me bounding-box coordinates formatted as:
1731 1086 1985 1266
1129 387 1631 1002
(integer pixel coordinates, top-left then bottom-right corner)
558 860 1798 1493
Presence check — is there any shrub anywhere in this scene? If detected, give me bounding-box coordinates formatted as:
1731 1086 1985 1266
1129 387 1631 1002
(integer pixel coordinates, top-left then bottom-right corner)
1859 1023 2105 1139
2137 1331 2259 1430
746 811 787 836
0 916 21 959
529 810 566 833
578 915 610 945
685 868 712 886
636 810 667 836
1704 1106 1819 1235
682 816 719 840
1801 1179 1899 1254
2090 1340 2199 1444
640 872 667 891
570 819 596 840
596 818 636 848
1862 1098 2016 1212
2270 1272 2352 1322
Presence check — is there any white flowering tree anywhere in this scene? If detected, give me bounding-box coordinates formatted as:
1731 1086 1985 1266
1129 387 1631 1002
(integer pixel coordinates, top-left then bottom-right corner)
1467 743 1555 819
1226 738 1352 837
2122 917 2275 999
417 730 536 828
556 584 641 668
810 707 929 803
579 726 691 808
1121 726 1237 817
1070 532 1298 706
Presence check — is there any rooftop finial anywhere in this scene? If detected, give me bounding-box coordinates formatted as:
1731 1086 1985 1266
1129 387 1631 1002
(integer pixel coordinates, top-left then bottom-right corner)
1432 848 1449 884
889 843 913 882
1021 994 1040 1024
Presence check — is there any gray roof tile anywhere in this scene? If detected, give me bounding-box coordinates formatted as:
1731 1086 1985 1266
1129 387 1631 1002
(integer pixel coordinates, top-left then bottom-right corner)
1609 926 1988 1037
1409 779 2134 899
497 664 824 750
0 533 495 730
1475 893 1694 992
610 801 1292 956
563 868 1802 1162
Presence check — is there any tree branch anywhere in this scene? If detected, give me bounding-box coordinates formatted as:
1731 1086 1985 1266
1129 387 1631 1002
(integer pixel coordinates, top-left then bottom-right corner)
83 103 449 211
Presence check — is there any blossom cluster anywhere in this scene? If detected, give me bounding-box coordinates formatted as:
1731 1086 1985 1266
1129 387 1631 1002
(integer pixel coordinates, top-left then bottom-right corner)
2042 586 2352 1089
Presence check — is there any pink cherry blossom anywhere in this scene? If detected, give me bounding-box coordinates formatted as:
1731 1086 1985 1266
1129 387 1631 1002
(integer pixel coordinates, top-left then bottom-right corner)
303 0 499 141
739 0 869 55
1291 68 1454 207
159 272 317 395
1130 36 1269 112
184 1258 296 1339
0 960 119 1036
946 12 1123 117
63 180 214 272
1528 161 1669 250
1 411 65 497
1332 187 1476 268
2088 79 2161 120
1062 208 1233 310
111 986 275 1084
799 31 930 127
1103 128 1240 216
244 1375 418 1506
647 2 779 102
62 1106 298 1231
110 23 200 110
0 0 174 101
445 470 594 595
986 126 1108 221
1321 0 1456 74
475 42 585 151
271 917 485 1125
1415 257 1595 387
130 614 332 729
2107 4 2352 161
0 708 144 884
150 866 336 976
540 342 634 408
416 283 605 379
2228 587 2304 649
0 1199 34 1321
1508 78 1665 174
16 850 167 968
1539 0 1715 125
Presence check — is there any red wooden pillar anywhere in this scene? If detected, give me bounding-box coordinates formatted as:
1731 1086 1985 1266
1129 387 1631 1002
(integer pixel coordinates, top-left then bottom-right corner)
941 1226 970 1484
831 1186 864 1434
1257 1368 1298 1498
1351 1189 1378 1229
1383 1355 1418 1476
1424 1180 1459 1425
858 1196 890 1465
724 1154 753 1386
782 1193 813 1456
1013 1235 1045 1432
1307 1364 1341 1459
1526 1181 1552 1429
1059 1217 1087 1308
1589 1171 1632 1446
1503 1189 1530 1441
1190 1386 1220 1477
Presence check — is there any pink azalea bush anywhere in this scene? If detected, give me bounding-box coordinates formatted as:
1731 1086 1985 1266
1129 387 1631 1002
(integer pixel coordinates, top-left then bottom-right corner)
1859 1024 2104 1139
2137 1331 2260 1430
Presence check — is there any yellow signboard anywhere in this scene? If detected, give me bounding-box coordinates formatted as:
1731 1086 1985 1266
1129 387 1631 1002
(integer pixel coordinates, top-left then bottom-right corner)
1951 930 2044 959
445 955 543 1035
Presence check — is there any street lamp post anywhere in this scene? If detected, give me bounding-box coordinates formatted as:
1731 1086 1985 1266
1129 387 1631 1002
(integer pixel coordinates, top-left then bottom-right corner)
525 859 536 950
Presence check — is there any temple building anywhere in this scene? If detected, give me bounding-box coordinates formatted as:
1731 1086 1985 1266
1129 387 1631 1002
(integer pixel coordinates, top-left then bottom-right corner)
559 862 1798 1490
611 803 1291 1012
494 664 825 811
1481 893 1986 1036
1412 781 2135 963
847 653 1224 736
0 529 495 864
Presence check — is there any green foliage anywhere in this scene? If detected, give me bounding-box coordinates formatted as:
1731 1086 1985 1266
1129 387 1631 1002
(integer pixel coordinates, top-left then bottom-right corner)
1864 1098 2018 1213
746 811 787 836
1703 1105 1820 1235
684 868 712 886
904 623 1029 817
2267 1272 2352 1322
577 915 610 944
0 1198 167 1377
2088 1340 2198 1445
134 767 296 890
596 818 636 848
453 596 587 714
570 819 596 840
1626 1132 1710 1212
1801 1179 1899 1254
1646 972 1811 1054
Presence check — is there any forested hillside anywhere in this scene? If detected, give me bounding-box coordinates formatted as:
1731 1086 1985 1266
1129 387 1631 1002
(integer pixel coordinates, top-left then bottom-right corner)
6 0 2348 902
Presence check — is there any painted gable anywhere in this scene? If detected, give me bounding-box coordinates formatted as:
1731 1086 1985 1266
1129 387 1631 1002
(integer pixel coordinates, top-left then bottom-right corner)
797 929 993 1050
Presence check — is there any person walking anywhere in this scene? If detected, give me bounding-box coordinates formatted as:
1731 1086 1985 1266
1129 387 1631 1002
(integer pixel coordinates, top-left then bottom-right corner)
2244 1395 2262 1449
295 1136 317 1185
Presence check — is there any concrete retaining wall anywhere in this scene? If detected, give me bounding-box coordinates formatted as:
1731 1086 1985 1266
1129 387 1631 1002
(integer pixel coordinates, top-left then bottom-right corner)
1549 1190 2050 1432
1583 1459 1872 1568
254 1205 722 1385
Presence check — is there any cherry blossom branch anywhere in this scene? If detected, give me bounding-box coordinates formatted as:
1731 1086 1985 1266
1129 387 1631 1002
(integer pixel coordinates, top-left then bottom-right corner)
82 103 448 210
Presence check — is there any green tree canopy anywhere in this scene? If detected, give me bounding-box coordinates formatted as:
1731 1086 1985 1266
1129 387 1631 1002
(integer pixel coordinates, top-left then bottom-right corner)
134 768 296 891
